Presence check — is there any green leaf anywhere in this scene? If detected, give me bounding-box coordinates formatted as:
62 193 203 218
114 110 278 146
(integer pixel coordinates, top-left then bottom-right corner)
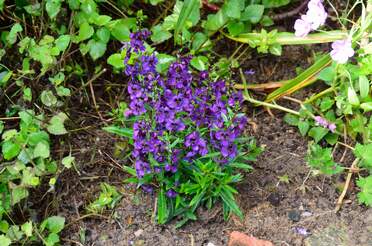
298 120 310 136
356 176 372 206
0 70 13 87
2 141 21 160
6 23 23 45
103 126 133 138
110 19 131 42
241 5 264 24
107 53 124 69
56 86 71 97
227 21 245 36
174 0 199 41
269 43 282 56
354 143 372 171
21 221 33 237
0 220 9 233
306 144 342 175
229 162 253 170
308 126 328 143
11 187 28 205
0 235 11 246
46 233 60 246
40 90 57 107
0 121 3 134
45 0 62 19
96 27 111 43
359 75 370 99
283 114 299 126
55 35 70 53
190 56 209 71
62 155 75 169
33 141 50 158
151 25 172 43
43 216 65 233
318 66 335 83
47 112 68 135
222 0 241 19
88 40 106 60
220 187 243 219
93 15 112 26
156 53 176 73
361 102 372 112
347 87 360 106
262 0 290 8
23 87 32 101
205 10 228 31
77 22 94 42
157 189 168 224
191 32 208 51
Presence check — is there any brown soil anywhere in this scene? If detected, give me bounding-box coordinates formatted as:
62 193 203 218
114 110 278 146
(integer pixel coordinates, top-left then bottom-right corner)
55 43 371 246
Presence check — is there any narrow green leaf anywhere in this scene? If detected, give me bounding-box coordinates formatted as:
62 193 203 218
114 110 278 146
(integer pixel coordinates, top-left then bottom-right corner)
174 0 198 42
157 189 168 224
103 126 133 138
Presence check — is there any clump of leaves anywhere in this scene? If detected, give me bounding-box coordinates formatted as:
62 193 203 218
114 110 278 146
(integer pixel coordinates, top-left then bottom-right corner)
87 183 122 213
105 30 262 226
306 144 343 175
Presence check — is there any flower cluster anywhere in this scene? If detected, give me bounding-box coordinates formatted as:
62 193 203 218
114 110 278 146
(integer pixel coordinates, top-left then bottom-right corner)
294 0 327 37
314 116 336 132
124 30 247 198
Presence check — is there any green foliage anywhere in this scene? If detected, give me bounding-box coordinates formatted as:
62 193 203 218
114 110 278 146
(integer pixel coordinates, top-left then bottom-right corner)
306 144 343 175
87 183 122 213
356 176 372 206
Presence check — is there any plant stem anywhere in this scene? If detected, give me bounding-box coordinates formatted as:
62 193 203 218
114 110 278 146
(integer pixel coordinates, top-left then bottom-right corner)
225 30 348 46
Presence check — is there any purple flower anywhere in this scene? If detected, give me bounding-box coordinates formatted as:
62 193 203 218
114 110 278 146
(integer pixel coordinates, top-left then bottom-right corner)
141 185 153 193
330 39 354 64
166 189 178 198
294 227 310 236
244 69 255 75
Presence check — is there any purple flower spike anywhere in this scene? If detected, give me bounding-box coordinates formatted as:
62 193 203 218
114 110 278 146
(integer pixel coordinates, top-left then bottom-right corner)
244 69 255 76
166 189 178 198
330 39 354 64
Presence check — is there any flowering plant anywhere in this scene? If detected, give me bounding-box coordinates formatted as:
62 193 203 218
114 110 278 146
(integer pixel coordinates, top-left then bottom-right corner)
105 30 261 225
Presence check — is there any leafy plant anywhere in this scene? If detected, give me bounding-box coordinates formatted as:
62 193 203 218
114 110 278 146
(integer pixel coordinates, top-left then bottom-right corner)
105 30 262 225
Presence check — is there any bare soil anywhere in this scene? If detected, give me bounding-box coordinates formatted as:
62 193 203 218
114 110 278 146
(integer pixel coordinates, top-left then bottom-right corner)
55 43 371 246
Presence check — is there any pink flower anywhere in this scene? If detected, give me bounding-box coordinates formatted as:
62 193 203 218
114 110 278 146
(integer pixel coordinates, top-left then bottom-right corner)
314 116 328 128
306 3 327 29
294 0 327 37
328 123 336 133
294 16 312 37
330 39 355 64
314 116 337 132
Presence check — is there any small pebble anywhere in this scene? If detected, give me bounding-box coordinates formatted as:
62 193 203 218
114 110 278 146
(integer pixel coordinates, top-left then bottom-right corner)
267 192 281 206
301 211 312 217
207 243 216 246
288 210 301 222
134 229 144 237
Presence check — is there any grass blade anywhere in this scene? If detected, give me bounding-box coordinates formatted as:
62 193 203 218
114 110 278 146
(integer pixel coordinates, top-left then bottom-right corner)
265 54 332 102
174 0 199 43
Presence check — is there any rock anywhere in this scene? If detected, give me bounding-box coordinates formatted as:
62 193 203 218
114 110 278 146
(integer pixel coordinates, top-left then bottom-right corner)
228 231 273 246
134 229 144 237
304 223 352 246
207 243 216 246
288 210 301 222
267 192 281 206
